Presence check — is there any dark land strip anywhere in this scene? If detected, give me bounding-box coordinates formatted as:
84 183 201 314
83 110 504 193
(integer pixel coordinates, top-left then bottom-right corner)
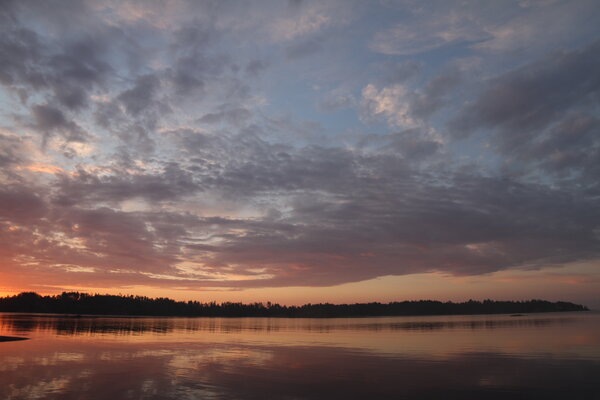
0 336 29 342
0 292 589 318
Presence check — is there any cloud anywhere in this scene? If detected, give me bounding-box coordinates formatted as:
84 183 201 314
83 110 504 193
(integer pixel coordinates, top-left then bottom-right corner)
376 60 422 86
118 74 163 117
451 40 600 137
357 128 443 161
30 104 90 144
0 133 28 167
473 1 600 54
166 23 226 97
449 39 600 184
410 69 461 119
53 163 201 207
269 7 331 41
0 13 113 110
245 59 269 77
0 0 599 294
3 129 597 290
370 6 487 55
0 185 47 223
370 1 600 57
284 37 324 60
361 84 417 129
318 90 356 112
198 105 252 126
171 143 600 286
360 69 460 129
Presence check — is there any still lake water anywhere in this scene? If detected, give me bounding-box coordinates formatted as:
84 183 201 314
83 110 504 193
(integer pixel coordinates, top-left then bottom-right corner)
1 312 599 399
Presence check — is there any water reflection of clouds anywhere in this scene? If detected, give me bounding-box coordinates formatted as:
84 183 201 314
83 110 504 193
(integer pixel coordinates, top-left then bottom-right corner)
31 352 85 367
6 377 71 400
167 347 275 377
2 342 599 400
0 356 25 372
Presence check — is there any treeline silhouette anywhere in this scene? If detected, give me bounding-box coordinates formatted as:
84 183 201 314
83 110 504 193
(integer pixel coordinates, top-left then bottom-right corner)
0 292 588 317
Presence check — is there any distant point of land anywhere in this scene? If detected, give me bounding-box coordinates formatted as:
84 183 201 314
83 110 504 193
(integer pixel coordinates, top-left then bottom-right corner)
0 292 589 318
0 336 29 342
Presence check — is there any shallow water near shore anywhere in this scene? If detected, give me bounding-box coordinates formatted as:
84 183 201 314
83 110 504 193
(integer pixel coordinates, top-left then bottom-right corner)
1 312 599 399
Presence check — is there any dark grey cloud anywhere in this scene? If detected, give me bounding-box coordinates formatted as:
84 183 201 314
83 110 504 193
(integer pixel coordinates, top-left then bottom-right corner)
180 133 359 197
30 104 89 143
449 39 600 186
45 38 113 110
53 163 201 207
0 26 44 91
411 68 461 118
167 23 227 97
508 112 600 182
357 129 442 161
450 40 600 137
93 100 125 130
377 60 422 85
198 105 252 126
164 145 599 286
0 133 27 167
118 74 162 117
203 173 599 286
284 37 323 60
99 73 171 153
0 0 165 159
0 185 47 223
245 59 269 77
0 13 113 110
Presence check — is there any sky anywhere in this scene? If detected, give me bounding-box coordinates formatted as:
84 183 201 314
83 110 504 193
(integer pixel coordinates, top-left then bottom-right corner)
1 0 599 307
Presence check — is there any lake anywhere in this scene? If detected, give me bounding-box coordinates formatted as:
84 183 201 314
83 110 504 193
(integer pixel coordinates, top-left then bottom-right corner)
1 312 599 399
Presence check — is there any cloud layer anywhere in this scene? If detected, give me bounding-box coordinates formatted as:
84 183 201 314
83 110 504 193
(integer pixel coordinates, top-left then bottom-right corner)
1 0 599 293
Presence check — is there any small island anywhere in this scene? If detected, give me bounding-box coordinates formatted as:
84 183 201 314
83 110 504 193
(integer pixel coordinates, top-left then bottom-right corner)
0 292 589 318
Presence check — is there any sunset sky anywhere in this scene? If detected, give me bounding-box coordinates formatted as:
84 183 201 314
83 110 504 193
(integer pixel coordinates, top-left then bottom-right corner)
1 0 599 307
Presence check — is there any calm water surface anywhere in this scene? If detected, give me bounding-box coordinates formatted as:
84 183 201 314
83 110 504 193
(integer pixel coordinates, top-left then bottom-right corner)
1 312 599 399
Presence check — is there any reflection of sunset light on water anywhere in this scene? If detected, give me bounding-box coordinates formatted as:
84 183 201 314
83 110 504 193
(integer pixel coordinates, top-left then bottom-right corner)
1 313 600 399
2 313 600 360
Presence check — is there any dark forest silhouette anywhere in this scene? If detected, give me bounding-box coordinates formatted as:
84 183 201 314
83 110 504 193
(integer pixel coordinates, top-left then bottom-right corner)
0 292 588 317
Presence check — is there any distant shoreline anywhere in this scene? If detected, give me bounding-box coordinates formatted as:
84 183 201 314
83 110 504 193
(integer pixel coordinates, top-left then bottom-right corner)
0 292 589 318
0 336 28 342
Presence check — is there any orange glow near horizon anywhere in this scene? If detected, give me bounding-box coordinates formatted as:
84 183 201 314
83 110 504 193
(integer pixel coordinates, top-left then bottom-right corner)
2 260 599 308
